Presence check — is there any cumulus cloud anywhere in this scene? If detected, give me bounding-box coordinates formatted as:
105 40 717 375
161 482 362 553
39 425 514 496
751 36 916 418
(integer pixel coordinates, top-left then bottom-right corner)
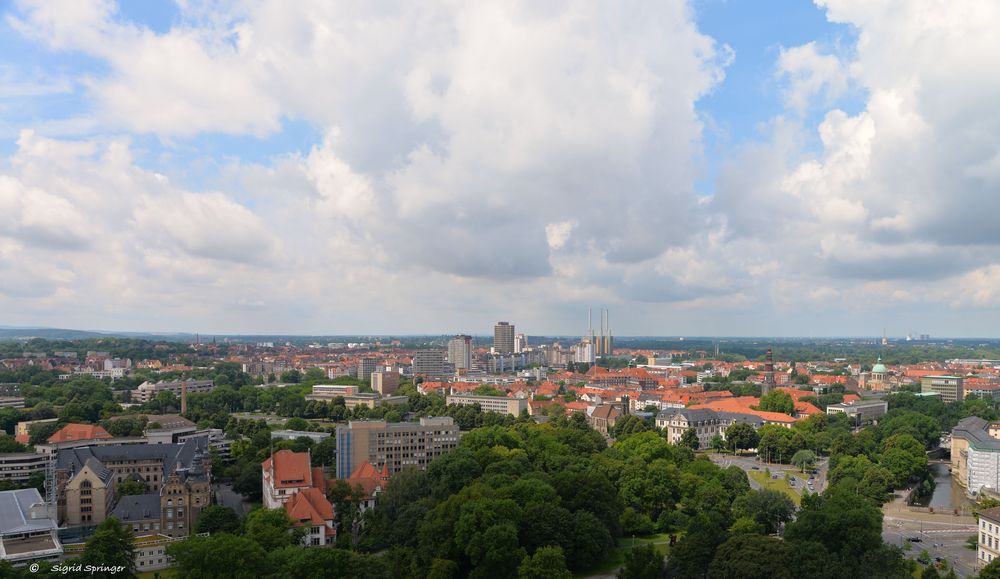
2 0 999 334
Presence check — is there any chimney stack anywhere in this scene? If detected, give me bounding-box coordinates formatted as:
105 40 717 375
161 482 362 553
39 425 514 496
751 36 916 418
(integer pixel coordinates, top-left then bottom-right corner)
181 380 188 415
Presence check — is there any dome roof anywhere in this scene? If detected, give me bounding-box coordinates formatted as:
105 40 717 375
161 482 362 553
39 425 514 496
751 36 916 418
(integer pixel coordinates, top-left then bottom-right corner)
871 357 887 374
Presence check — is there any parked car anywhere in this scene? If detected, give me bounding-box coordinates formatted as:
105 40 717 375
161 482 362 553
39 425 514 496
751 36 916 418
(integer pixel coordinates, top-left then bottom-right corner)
751 466 760 470
907 537 922 542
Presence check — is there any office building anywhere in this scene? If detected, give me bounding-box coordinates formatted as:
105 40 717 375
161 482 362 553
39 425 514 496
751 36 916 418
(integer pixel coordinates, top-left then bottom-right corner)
0 453 48 486
0 397 25 409
371 371 401 395
0 488 62 567
334 417 459 479
412 350 446 379
445 394 527 416
922 375 964 403
494 322 515 354
826 399 889 423
447 335 473 371
271 430 331 443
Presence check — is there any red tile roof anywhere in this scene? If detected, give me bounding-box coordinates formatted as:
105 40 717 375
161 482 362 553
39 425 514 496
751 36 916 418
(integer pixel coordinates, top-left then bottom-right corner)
345 462 390 499
47 423 113 444
262 449 313 489
285 487 334 527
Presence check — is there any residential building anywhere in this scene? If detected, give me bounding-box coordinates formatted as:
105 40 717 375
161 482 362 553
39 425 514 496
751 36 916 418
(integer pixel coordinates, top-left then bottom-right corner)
371 371 401 395
334 417 459 479
494 322 515 354
0 453 48 485
344 462 390 512
356 358 378 383
285 487 336 546
261 449 325 510
514 333 527 354
446 394 527 416
826 399 889 423
922 375 964 403
980 507 1000 568
0 488 62 567
261 449 335 546
412 350 446 379
131 380 215 404
447 335 473 371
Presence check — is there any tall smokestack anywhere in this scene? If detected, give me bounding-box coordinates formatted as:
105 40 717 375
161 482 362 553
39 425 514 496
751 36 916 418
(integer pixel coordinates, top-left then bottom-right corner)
588 308 593 338
181 380 188 415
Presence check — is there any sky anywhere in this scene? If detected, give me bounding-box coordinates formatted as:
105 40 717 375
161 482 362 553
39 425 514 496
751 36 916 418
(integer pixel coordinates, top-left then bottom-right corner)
1 0 999 338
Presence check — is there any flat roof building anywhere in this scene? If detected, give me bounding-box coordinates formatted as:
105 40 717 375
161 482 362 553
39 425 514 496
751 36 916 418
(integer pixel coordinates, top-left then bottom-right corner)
921 375 964 404
446 394 527 417
335 417 459 479
826 399 888 423
0 488 62 567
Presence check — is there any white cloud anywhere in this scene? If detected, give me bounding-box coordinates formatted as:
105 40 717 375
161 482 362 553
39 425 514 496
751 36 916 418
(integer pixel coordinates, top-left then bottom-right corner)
777 41 848 114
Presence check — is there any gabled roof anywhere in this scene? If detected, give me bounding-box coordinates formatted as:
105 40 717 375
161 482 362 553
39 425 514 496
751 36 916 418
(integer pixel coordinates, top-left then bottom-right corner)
345 461 390 499
284 487 334 527
262 449 313 489
48 423 112 444
590 404 621 420
109 493 160 522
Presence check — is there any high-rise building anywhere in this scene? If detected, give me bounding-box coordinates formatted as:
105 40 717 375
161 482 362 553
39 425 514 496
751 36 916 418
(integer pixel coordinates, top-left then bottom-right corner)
334 417 459 479
447 335 473 370
514 333 527 354
412 350 446 378
494 322 515 354
356 358 378 383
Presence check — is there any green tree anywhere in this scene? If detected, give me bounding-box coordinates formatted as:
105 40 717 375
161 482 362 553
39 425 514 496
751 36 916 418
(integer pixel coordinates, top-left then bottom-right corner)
518 546 572 579
116 479 146 496
680 428 700 450
979 557 1000 579
618 544 664 579
709 434 726 453
195 505 241 535
757 390 794 415
244 508 302 550
724 422 759 453
167 534 267 579
80 517 136 578
284 417 309 430
791 449 816 473
707 534 792 579
731 489 795 535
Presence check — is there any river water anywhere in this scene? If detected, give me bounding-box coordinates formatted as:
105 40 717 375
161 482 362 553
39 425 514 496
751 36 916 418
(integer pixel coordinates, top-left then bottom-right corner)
917 462 973 511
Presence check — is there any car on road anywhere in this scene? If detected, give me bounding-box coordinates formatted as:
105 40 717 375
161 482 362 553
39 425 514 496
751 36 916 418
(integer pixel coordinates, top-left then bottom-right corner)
751 466 760 470
907 537 923 542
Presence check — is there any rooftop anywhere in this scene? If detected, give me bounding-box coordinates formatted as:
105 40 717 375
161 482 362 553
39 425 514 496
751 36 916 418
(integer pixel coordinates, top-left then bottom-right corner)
0 488 57 536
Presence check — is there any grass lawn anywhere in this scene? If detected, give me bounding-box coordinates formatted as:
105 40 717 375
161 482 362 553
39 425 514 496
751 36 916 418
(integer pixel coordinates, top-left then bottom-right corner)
748 470 802 505
574 532 676 578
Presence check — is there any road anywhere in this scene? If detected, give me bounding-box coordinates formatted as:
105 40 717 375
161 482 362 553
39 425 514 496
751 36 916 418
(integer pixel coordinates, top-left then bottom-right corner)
881 488 978 577
708 453 828 496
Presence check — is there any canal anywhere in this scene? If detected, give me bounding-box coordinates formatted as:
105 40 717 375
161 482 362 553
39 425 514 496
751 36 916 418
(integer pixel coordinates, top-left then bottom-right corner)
914 461 973 512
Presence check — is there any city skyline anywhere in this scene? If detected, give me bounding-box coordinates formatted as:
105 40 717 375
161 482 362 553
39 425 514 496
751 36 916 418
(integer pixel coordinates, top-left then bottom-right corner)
1 1 999 337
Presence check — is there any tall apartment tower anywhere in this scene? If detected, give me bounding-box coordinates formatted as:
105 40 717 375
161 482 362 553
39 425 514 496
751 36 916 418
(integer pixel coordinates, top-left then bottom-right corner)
447 335 473 371
356 358 378 383
494 322 515 354
761 347 776 395
514 333 527 354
